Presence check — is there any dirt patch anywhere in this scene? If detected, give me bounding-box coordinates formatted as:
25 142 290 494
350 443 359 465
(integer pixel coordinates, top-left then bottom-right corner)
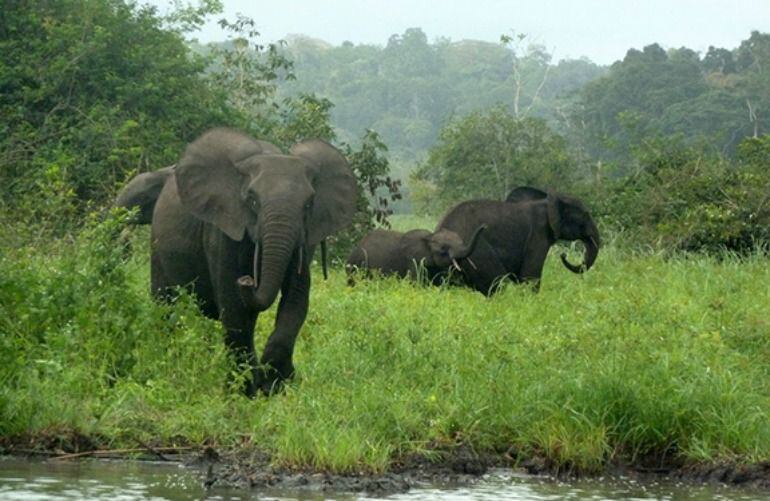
193 444 501 495
669 461 770 490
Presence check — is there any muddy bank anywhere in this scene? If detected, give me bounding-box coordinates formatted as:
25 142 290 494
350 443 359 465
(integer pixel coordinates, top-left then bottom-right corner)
2 433 769 495
188 444 498 495
184 445 770 495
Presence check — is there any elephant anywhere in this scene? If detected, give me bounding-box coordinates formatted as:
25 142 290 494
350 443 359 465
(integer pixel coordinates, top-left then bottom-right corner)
345 225 486 283
120 127 357 396
115 165 175 224
435 186 600 295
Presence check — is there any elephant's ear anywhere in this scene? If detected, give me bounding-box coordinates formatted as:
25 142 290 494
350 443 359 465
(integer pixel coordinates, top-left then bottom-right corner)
175 129 279 241
546 191 562 240
290 139 357 245
506 186 548 203
115 165 175 223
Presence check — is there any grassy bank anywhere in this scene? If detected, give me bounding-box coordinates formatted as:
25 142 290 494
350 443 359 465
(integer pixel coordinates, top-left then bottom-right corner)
1 213 768 474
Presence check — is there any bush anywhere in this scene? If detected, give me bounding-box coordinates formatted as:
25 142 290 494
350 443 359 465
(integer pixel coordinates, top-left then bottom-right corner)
413 106 573 214
593 134 770 253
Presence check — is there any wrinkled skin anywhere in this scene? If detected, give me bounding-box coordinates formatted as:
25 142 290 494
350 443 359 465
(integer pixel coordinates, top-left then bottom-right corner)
345 225 486 283
436 186 600 295
123 128 357 396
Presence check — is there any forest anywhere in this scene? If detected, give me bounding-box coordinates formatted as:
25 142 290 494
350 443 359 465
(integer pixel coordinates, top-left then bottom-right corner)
1 0 769 488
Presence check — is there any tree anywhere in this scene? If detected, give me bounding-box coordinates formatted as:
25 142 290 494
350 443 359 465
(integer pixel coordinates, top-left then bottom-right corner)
413 106 572 213
500 32 552 119
0 0 230 218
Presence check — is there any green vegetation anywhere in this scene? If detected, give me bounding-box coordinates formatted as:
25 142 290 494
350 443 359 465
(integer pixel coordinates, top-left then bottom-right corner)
413 106 572 214
574 34 769 162
280 28 605 163
1 215 768 473
1 0 768 479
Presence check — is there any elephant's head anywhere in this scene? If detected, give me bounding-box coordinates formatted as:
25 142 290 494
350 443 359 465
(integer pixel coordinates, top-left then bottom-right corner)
425 225 486 270
175 129 357 311
507 186 600 274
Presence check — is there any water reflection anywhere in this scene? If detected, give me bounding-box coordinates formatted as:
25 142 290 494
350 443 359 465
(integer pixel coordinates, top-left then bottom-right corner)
0 458 766 500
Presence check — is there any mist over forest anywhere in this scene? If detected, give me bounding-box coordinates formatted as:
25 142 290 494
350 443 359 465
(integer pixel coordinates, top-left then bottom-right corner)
271 28 764 165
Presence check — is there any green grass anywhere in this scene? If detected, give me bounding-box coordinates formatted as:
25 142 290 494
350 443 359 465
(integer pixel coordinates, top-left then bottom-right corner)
1 213 768 474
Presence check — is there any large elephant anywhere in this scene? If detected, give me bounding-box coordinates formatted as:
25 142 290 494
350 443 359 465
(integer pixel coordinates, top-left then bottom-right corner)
123 127 357 396
436 186 600 295
345 225 486 282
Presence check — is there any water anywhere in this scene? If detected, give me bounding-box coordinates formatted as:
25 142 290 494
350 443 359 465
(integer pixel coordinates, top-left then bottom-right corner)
0 458 766 500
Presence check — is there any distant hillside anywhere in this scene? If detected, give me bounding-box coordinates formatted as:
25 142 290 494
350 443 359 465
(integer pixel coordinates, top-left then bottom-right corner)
276 28 606 168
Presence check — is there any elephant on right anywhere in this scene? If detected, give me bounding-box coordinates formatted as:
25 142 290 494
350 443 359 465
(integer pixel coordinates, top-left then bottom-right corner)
436 186 600 295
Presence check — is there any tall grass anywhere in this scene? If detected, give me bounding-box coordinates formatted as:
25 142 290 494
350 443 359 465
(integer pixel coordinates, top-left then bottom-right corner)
1 212 768 473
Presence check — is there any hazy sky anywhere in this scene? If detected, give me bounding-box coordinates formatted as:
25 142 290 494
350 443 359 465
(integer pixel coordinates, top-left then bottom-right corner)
152 0 769 64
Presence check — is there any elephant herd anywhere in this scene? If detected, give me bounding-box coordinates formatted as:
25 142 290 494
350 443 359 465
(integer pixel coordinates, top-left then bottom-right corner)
116 128 600 397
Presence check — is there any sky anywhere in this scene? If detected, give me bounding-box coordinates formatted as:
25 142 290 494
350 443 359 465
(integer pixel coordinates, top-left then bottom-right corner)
151 0 769 64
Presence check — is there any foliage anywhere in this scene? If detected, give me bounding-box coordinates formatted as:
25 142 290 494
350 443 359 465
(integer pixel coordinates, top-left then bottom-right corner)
203 13 295 136
1 220 768 472
279 28 605 162
331 130 403 259
0 0 232 217
593 134 770 253
0 3 400 255
572 34 770 164
413 106 572 213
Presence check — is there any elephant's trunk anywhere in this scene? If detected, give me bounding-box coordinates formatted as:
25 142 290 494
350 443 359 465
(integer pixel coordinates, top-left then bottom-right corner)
560 224 600 274
455 224 487 260
239 209 299 311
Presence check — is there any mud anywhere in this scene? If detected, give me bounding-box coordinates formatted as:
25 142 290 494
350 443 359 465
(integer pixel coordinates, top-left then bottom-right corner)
191 444 499 495
187 445 770 495
3 433 769 495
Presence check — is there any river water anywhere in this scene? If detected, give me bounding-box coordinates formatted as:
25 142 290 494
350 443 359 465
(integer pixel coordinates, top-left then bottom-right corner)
0 457 766 500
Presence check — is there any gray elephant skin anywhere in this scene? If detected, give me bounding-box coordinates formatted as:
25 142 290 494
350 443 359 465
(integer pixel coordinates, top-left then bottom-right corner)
115 165 175 224
118 127 357 396
436 186 600 295
345 225 486 282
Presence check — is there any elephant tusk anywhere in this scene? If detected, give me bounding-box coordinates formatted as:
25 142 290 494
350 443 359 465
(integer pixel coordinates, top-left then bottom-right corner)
466 257 477 270
237 275 259 310
452 258 462 271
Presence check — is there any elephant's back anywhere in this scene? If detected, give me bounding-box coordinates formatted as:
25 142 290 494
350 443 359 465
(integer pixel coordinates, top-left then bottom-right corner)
437 199 508 234
347 229 404 271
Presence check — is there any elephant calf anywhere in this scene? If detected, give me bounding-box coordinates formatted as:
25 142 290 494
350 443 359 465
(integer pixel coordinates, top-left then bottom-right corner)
346 226 485 283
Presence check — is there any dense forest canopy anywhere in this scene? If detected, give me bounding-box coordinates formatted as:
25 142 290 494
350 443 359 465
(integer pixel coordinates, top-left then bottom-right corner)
277 28 606 164
276 28 768 169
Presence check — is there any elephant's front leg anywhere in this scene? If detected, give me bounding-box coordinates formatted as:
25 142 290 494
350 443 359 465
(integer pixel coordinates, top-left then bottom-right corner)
255 247 311 394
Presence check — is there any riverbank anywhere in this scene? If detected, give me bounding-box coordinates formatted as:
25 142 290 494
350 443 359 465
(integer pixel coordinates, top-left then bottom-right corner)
1 217 768 492
2 444 769 495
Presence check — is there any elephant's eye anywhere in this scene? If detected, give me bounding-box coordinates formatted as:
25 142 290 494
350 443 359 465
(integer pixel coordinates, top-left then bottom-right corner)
304 200 313 211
